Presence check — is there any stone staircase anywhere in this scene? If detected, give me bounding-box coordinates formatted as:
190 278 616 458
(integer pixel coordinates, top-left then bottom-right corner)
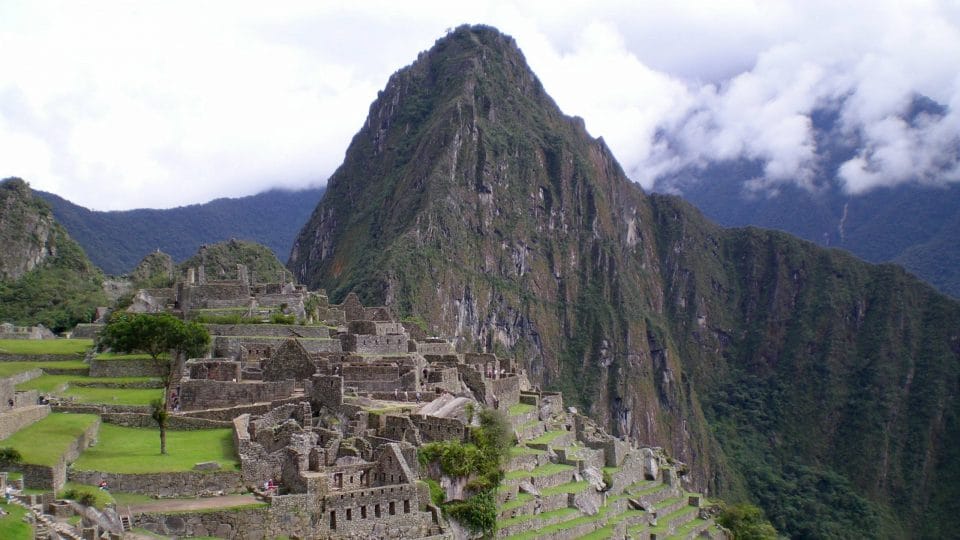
9 494 83 540
495 394 725 539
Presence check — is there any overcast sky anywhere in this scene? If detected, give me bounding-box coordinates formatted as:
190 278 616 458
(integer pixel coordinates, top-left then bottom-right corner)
1 1 959 210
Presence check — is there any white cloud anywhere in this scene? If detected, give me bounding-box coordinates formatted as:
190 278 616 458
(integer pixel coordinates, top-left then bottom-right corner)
0 1 958 209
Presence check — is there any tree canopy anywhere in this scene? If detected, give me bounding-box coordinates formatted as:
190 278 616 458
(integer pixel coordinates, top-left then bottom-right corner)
99 312 209 360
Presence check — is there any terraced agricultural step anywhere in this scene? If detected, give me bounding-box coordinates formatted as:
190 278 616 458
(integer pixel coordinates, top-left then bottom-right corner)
650 504 700 537
628 481 679 509
504 463 577 490
672 516 715 539
497 506 581 537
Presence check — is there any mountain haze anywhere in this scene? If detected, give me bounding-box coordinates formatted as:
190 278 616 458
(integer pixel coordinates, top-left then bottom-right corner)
656 154 960 299
38 186 325 275
289 25 960 537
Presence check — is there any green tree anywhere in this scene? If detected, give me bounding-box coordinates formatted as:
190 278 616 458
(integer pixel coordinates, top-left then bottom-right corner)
150 398 170 455
99 312 209 402
718 503 778 540
0 446 22 468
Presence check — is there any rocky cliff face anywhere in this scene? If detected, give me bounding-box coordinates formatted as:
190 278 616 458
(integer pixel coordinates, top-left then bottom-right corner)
0 178 60 280
289 26 960 537
0 177 107 331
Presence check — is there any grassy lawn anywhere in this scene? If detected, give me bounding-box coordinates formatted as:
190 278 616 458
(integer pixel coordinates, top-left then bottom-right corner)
504 463 574 481
73 424 238 473
499 506 578 529
16 375 160 393
0 413 99 466
0 361 88 378
508 403 536 416
0 339 92 356
508 445 544 457
61 386 162 406
94 352 157 361
0 502 32 540
528 429 568 446
539 480 589 496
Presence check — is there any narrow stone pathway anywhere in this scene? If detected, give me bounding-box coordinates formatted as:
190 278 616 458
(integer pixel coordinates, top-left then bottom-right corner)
123 494 258 514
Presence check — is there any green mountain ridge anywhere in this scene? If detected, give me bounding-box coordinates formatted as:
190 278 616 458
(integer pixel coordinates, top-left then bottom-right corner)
289 25 960 538
37 185 325 275
0 178 107 331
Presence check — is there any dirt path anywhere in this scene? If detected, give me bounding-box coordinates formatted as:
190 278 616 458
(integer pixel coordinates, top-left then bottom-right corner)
122 494 259 514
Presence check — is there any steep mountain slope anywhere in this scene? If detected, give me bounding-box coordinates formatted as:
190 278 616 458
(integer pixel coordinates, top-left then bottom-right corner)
37 186 325 275
289 25 960 538
0 178 107 331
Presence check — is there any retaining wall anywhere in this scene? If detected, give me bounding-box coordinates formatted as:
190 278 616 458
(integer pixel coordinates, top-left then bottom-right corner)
69 470 243 498
0 404 50 439
89 358 165 378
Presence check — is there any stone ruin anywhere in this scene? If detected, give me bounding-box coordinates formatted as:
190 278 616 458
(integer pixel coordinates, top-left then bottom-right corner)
142 293 721 539
127 263 340 324
0 322 55 340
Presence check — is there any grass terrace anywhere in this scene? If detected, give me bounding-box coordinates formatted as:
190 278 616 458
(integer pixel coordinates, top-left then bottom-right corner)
0 502 32 540
0 339 93 356
61 386 162 406
508 402 535 416
93 352 157 361
73 424 238 473
528 429 568 446
508 445 544 458
504 462 574 481
0 361 88 378
0 413 99 466
16 375 160 393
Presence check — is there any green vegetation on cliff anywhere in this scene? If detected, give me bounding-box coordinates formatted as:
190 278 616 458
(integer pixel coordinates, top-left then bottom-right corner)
37 186 325 275
288 25 960 538
180 238 292 283
0 178 107 332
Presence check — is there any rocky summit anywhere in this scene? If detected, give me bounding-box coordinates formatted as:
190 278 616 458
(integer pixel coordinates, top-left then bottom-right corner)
290 25 960 538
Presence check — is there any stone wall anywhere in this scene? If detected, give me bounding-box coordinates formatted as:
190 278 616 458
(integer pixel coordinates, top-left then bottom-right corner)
0 404 49 439
261 340 315 382
188 359 241 381
68 470 243 497
306 375 344 412
179 379 295 411
89 358 165 378
0 354 87 362
416 341 454 354
488 375 521 409
205 324 331 339
354 335 407 355
101 412 230 430
410 415 468 443
71 324 103 338
214 336 340 359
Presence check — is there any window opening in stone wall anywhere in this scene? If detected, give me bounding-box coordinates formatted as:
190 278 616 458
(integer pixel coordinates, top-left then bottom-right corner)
404 499 410 513
361 505 367 519
389 501 396 515
330 510 336 529
375 504 381 518
346 508 352 521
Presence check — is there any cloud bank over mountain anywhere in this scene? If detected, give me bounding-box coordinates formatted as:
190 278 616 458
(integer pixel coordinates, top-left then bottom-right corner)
1 1 958 209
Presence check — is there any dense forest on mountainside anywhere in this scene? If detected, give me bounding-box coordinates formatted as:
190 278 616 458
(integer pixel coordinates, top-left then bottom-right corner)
38 186 325 275
656 146 960 299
